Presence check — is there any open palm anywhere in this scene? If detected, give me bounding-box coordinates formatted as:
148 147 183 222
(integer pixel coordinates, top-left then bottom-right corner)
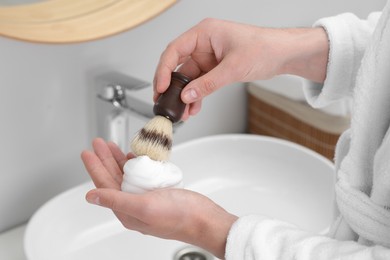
81 138 237 259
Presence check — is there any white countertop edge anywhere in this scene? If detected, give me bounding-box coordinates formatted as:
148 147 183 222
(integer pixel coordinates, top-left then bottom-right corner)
0 224 27 260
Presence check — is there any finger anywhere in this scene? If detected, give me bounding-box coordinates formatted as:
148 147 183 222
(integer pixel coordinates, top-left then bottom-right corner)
154 28 199 97
180 100 202 121
177 58 202 80
86 188 147 220
188 100 202 116
154 50 190 101
107 141 128 171
153 57 201 103
180 104 191 121
156 57 202 119
81 150 120 189
126 152 136 160
92 138 123 184
181 56 238 104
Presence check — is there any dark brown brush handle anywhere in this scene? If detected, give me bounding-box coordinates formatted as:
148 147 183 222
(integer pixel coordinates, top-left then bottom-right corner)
153 72 192 123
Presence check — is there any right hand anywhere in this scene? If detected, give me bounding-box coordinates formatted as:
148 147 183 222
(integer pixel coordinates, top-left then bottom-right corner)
154 18 329 120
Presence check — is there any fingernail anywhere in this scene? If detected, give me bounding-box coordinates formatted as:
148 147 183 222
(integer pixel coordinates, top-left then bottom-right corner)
86 193 100 205
183 88 198 103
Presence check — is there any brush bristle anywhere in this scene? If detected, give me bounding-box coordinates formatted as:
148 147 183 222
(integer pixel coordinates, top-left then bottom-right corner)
131 115 173 161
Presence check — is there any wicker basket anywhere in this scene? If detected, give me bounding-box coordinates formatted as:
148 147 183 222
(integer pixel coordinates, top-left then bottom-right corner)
247 83 350 160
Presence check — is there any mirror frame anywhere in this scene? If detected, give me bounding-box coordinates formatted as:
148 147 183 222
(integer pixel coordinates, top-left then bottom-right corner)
0 0 176 43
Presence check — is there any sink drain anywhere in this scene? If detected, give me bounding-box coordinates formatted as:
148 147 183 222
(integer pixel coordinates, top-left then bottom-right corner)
173 246 214 260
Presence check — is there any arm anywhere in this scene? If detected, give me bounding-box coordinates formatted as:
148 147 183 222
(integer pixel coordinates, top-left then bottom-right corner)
154 18 330 120
304 11 382 107
225 11 387 260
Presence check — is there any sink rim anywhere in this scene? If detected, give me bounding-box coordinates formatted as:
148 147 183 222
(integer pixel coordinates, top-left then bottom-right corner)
172 133 333 167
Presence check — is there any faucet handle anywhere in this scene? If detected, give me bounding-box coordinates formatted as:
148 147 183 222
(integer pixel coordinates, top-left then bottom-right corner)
98 84 126 108
96 72 151 109
97 71 150 91
96 72 155 119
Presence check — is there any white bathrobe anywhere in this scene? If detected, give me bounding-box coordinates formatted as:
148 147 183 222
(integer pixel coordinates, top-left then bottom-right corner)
226 1 390 259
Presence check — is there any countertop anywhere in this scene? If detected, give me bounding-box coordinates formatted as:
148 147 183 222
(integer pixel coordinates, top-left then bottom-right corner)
0 224 27 260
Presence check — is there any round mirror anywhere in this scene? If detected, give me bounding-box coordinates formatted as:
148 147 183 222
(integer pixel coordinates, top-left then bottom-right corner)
0 0 176 43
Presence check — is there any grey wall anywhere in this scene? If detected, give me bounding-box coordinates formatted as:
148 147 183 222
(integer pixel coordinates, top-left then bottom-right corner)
0 0 386 232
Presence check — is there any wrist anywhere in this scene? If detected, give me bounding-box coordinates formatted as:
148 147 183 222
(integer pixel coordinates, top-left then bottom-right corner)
279 27 329 83
193 210 238 259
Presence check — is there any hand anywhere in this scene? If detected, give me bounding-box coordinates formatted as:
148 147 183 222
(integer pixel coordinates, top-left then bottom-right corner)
81 138 238 259
154 18 329 120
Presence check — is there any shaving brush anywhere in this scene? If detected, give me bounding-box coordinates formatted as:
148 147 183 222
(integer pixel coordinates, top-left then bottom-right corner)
131 72 192 161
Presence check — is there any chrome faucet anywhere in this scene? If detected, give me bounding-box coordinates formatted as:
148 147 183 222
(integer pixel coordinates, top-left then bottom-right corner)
95 72 154 152
96 72 154 119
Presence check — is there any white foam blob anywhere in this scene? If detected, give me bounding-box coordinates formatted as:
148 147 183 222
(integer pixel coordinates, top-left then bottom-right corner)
121 155 183 194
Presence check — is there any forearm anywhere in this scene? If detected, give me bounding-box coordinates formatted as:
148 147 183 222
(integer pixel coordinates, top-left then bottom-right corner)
187 209 238 259
155 19 330 105
278 27 329 83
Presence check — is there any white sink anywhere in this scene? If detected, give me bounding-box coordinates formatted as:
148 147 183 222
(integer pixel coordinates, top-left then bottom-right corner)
24 134 335 260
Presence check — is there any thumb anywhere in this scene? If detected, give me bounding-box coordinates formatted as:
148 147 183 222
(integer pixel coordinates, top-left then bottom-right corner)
86 188 145 218
181 59 237 104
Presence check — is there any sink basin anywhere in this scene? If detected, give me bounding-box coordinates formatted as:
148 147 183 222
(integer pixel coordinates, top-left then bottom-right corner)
24 134 335 260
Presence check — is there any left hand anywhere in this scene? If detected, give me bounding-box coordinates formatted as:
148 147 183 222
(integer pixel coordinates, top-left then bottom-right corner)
81 138 238 259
